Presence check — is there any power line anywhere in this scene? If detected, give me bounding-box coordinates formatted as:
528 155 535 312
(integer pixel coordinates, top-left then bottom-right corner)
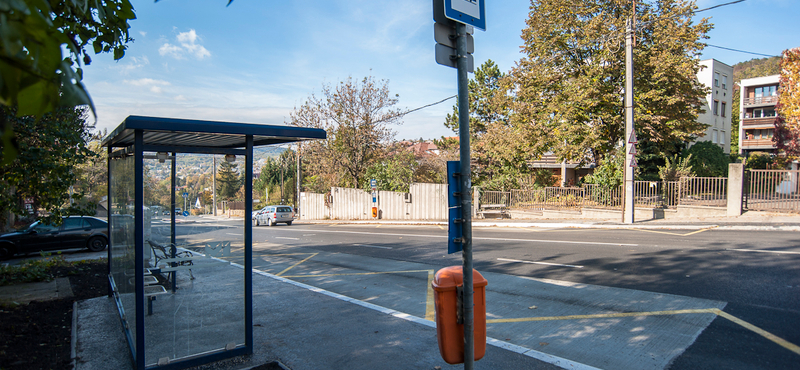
399 95 457 117
705 44 778 58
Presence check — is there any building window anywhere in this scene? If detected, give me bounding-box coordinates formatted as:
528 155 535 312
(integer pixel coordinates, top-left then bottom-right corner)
712 130 718 144
721 101 726 117
722 75 727 90
754 85 778 97
753 107 776 118
713 100 719 115
714 72 720 87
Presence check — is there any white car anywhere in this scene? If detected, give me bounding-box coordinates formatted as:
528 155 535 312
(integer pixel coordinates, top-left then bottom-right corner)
254 205 294 226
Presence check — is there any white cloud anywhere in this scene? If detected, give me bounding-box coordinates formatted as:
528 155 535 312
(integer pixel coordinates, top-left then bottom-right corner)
124 78 170 94
159 29 211 60
175 95 187 101
139 31 147 37
113 56 150 74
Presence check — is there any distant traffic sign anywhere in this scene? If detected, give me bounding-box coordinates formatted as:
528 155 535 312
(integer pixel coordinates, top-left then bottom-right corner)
182 192 188 198
444 0 485 31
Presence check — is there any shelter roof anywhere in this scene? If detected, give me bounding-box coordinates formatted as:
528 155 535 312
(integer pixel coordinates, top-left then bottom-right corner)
101 116 326 152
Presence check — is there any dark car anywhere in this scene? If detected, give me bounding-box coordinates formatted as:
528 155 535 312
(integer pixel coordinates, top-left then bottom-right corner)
0 216 108 260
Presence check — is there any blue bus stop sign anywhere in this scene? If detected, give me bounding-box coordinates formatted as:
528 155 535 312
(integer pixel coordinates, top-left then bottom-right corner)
444 0 486 31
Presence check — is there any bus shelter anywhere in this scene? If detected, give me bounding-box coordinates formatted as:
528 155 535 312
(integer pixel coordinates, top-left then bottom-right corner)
102 116 325 370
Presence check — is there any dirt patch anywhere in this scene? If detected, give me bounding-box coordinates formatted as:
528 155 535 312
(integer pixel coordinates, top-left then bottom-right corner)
0 260 108 370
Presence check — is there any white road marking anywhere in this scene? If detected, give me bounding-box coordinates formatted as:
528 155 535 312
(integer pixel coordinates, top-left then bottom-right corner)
277 229 638 247
727 248 800 255
225 233 241 236
354 244 392 249
275 237 300 240
497 257 584 269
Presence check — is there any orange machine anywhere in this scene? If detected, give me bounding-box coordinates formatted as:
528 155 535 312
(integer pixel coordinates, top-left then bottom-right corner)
431 266 488 364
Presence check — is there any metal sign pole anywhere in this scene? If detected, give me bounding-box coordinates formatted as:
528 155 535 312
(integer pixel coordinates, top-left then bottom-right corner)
456 22 474 370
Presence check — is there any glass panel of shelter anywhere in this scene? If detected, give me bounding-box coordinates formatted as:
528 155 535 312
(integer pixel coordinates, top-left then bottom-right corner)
109 153 138 357
142 153 245 367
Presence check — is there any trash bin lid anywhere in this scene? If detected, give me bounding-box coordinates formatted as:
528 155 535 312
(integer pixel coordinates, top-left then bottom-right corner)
432 265 488 292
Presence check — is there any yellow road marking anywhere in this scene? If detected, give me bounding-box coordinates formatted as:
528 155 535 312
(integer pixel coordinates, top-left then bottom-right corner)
633 227 716 237
713 309 800 356
425 270 435 321
275 253 318 276
486 308 716 323
488 307 800 356
282 269 430 278
376 224 381 228
262 253 317 256
438 225 445 230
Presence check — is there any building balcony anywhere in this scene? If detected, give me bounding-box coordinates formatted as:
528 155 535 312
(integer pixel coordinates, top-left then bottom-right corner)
741 137 775 150
742 96 778 106
741 116 777 128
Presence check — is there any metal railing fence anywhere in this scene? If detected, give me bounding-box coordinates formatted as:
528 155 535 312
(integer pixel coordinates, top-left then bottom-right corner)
678 177 728 207
480 176 734 211
746 170 800 213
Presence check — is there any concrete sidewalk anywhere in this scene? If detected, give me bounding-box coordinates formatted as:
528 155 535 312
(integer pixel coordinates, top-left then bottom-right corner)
73 264 565 370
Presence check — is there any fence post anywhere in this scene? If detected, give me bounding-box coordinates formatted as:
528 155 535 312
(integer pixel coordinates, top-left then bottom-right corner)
727 163 745 216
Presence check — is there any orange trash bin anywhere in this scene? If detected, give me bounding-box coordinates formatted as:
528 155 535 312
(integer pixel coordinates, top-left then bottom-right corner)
431 266 488 364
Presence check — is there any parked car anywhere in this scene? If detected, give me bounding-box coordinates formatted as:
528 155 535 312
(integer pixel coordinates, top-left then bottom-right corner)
0 216 109 260
254 205 294 226
174 208 182 215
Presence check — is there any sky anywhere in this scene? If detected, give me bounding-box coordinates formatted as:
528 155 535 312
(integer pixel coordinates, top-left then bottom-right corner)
82 0 800 141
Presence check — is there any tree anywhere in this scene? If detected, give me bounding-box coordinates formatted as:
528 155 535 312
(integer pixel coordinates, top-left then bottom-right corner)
684 141 728 177
504 0 711 167
363 151 416 192
289 76 402 189
216 161 241 200
658 154 693 182
1 0 136 162
774 47 800 159
443 60 532 190
0 106 97 228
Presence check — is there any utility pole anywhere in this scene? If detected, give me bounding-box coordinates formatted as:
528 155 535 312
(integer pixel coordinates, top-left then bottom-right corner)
213 155 217 216
455 22 475 370
296 143 301 217
623 17 636 224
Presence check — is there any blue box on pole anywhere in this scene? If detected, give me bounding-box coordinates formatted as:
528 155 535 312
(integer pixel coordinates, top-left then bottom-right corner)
447 161 462 254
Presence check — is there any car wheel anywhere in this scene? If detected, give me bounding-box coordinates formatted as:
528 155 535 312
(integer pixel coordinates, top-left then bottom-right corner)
0 244 14 260
255 218 260 226
267 218 273 227
87 236 108 252
286 221 292 226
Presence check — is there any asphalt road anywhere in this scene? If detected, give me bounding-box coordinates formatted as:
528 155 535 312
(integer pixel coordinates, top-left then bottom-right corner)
165 219 799 370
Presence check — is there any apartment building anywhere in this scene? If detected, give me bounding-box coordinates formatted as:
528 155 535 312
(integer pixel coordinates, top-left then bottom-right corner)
738 75 780 155
693 59 734 153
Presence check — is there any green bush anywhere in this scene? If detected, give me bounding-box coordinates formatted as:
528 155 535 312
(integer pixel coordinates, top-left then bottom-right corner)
685 141 728 177
0 253 76 286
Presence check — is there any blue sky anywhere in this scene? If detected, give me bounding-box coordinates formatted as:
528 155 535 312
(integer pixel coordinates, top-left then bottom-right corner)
83 0 800 141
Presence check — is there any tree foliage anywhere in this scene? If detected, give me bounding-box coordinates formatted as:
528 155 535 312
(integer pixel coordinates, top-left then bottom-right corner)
1 0 136 162
216 161 241 201
289 76 402 189
774 47 800 158
503 0 711 167
685 141 728 177
255 149 297 204
363 151 416 192
443 60 532 191
658 154 693 181
0 106 97 228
